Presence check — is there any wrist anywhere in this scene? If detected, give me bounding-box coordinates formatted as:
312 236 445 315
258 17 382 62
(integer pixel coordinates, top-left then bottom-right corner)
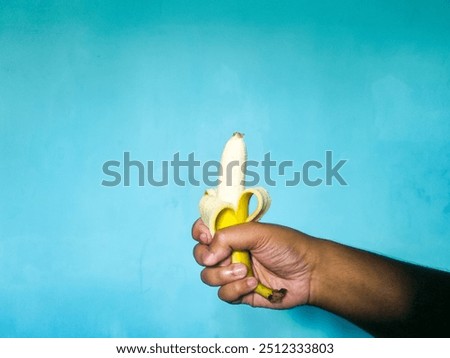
307 237 333 307
307 237 416 326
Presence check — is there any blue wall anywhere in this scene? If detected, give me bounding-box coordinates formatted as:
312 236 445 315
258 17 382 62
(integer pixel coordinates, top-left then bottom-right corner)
0 0 449 337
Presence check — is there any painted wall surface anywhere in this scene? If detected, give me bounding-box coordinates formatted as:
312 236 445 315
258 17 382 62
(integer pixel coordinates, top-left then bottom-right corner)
1 1 449 337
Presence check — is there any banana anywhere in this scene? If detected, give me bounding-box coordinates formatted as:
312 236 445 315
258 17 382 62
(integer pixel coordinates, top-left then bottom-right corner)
199 132 287 303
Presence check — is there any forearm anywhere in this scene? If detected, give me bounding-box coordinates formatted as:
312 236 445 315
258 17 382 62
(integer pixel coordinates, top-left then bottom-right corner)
308 238 450 337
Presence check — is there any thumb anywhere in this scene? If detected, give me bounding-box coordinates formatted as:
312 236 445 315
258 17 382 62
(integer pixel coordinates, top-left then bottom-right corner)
202 222 267 266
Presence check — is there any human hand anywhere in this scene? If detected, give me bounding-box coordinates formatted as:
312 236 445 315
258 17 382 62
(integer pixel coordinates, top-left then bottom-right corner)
192 219 319 309
193 218 450 337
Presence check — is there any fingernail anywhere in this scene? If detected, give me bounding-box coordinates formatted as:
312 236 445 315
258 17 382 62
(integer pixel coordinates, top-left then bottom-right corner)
247 277 258 288
232 264 247 277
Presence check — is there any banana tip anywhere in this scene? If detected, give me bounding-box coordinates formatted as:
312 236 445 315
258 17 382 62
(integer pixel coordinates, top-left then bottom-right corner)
232 132 244 138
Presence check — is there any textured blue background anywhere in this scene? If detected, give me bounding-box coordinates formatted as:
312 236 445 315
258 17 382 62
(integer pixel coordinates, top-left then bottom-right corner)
1 0 449 337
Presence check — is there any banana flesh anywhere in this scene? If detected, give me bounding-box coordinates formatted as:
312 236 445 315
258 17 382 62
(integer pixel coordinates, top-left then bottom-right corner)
198 132 287 303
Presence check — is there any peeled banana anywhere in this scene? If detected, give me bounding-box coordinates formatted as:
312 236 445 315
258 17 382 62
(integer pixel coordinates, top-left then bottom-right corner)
199 132 287 303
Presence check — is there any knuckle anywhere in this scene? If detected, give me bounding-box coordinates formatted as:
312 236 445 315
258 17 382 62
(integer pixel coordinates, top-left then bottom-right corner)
217 282 243 304
200 269 210 285
217 287 230 302
191 219 199 237
193 244 205 265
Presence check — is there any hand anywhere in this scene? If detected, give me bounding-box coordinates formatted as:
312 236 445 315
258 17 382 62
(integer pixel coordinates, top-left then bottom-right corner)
192 219 450 337
191 219 319 309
